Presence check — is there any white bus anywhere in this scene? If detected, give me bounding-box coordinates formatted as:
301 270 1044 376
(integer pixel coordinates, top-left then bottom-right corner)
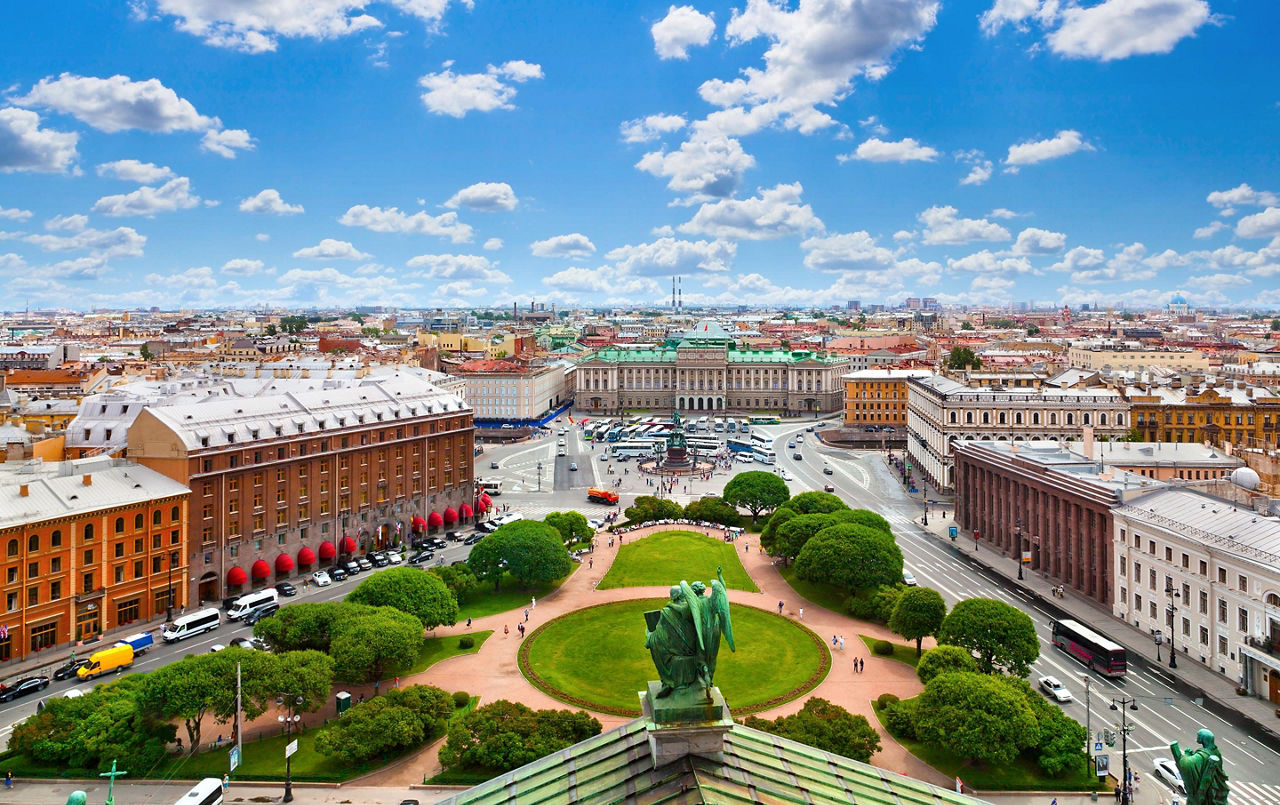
752 444 777 465
686 436 721 454
174 778 224 805
162 608 221 643
712 417 726 433
611 440 662 459
739 419 750 434
479 479 503 496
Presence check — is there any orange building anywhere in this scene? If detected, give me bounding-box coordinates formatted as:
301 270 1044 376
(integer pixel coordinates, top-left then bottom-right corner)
0 458 189 664
843 369 932 428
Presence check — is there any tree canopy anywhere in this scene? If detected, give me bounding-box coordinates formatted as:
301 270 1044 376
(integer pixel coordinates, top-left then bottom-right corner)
795 523 903 593
466 530 509 590
945 346 982 370
888 587 947 656
742 697 881 763
468 520 572 591
544 511 593 546
314 684 454 764
348 566 459 630
916 645 979 684
774 513 841 564
780 490 848 515
682 495 743 527
914 671 1039 765
329 607 425 684
937 597 1039 677
439 700 601 773
429 563 479 604
722 471 790 521
623 495 683 524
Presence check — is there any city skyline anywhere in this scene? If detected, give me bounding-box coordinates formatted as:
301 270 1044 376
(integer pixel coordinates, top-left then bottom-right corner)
2 1 1277 312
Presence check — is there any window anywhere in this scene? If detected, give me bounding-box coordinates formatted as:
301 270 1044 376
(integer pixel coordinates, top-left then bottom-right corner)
153 510 162 526
116 597 140 624
114 542 124 558
171 505 180 522
27 534 39 552
133 560 143 579
27 562 38 579
30 622 56 651
114 517 125 534
1239 607 1249 632
134 513 144 530
50 580 61 601
1238 575 1248 593
6 539 17 558
1199 590 1208 614
1218 567 1227 584
1218 598 1228 624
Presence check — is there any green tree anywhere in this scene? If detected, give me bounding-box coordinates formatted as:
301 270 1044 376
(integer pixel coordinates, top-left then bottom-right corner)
682 496 743 527
544 511 593 546
960 321 975 330
265 323 278 336
722 471 790 522
438 700 601 773
986 318 1016 329
330 608 425 684
937 597 1039 677
280 315 309 333
945 346 982 370
500 520 573 587
350 312 366 324
360 326 382 337
795 524 903 593
1272 318 1280 331
888 587 947 657
759 506 797 554
838 508 892 535
1026 324 1041 336
781 490 848 515
349 566 458 630
254 601 372 652
1121 425 1143 442
623 495 682 523
742 697 881 763
139 647 280 751
1003 677 1088 776
914 672 1039 765
1121 312 1136 321
774 513 840 564
271 650 336 714
139 344 153 361
314 684 454 764
467 530 511 591
915 645 979 684
429 563 479 604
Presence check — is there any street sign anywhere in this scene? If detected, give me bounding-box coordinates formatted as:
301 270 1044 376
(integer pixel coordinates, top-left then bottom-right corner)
1021 551 1032 563
948 526 958 538
1094 755 1109 776
286 739 298 759
229 746 240 772
1093 741 1104 755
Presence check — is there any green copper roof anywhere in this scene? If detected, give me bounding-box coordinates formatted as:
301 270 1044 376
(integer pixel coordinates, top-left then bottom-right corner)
434 719 991 805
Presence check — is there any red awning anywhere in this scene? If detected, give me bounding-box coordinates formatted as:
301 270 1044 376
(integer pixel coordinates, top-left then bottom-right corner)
480 493 494 509
459 503 473 519
318 541 336 561
476 498 487 514
443 507 458 524
275 553 295 573
339 536 357 553
251 559 271 580
427 511 443 527
412 515 427 529
297 546 316 566
226 566 247 586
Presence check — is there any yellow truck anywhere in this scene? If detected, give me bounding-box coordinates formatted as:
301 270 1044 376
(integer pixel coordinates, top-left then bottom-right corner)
77 643 134 681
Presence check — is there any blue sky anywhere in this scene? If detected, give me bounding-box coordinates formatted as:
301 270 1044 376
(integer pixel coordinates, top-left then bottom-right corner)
1 0 1277 312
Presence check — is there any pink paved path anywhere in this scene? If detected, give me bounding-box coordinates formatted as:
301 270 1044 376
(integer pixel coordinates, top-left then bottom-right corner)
360 524 944 787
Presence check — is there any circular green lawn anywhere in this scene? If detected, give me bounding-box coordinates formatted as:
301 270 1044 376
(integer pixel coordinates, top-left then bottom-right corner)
520 598 828 716
597 530 759 592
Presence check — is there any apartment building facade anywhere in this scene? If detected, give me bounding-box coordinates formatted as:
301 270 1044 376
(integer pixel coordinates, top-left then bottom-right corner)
456 360 570 424
843 369 932 428
1127 380 1280 450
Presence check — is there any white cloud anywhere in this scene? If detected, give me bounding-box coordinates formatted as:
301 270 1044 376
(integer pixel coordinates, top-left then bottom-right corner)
221 257 264 275
840 137 939 163
0 205 32 221
651 5 716 60
200 128 254 158
893 230 915 242
1004 129 1093 171
1185 272 1250 290
144 265 218 289
918 205 1010 245
92 176 202 217
620 113 687 144
292 238 371 260
0 108 79 174
418 60 543 118
679 182 823 241
1047 245 1105 273
17 73 216 132
1236 208 1280 240
239 188 304 215
1069 242 1157 283
693 0 940 137
275 266 419 306
96 159 174 183
801 231 898 273
947 250 1034 274
338 204 473 243
45 214 87 232
858 115 889 136
1193 221 1227 239
1048 0 1212 62
1207 183 1278 210
1011 226 1066 255
25 225 146 258
979 0 1052 35
405 253 511 284
530 233 596 259
636 134 755 202
543 265 662 297
988 207 1020 219
255 232 270 242
954 149 992 186
444 182 518 212
482 237 503 250
152 0 470 53
604 237 735 275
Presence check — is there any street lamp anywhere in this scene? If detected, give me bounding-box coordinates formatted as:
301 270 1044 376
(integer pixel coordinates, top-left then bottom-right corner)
1165 582 1181 669
1109 696 1138 804
536 461 543 492
1154 629 1163 663
165 549 178 622
1015 518 1024 580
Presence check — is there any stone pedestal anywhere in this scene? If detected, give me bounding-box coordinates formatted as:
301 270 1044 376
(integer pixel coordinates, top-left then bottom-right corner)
640 682 733 768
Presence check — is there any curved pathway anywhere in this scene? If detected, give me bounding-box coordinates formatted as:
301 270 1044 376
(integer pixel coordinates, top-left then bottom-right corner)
362 524 945 787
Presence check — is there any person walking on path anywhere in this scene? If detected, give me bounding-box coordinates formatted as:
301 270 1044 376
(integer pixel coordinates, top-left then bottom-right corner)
778 600 784 614
838 636 845 651
524 608 530 623
466 617 472 628
798 607 804 621
222 774 229 793
504 625 509 637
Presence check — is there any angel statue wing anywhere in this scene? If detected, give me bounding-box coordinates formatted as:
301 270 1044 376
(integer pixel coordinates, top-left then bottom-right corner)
713 566 735 652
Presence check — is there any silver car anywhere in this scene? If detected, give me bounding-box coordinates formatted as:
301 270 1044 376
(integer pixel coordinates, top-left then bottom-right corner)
1152 758 1186 795
1037 675 1073 703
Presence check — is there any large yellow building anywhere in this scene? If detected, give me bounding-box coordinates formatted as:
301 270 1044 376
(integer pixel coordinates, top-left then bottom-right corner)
1128 380 1280 450
843 369 932 428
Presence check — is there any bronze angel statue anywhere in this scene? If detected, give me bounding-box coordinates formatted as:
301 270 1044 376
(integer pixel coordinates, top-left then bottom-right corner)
645 566 735 698
1172 729 1230 805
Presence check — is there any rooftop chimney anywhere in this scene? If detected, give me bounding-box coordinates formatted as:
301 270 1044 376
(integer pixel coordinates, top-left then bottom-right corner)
82 474 92 486
19 484 28 497
1082 425 1096 460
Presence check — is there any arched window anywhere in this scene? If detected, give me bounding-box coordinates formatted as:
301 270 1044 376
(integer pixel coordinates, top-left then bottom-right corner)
6 539 17 558
1050 413 1058 425
134 513 144 530
949 412 958 424
1015 412 1023 425
998 412 1007 425
153 510 162 526
1066 413 1075 426
966 411 974 425
171 505 180 522
1083 413 1092 425
1116 413 1124 426
1100 413 1108 425
114 517 125 534
28 534 39 552
84 523 94 541
1032 412 1040 425
982 412 990 425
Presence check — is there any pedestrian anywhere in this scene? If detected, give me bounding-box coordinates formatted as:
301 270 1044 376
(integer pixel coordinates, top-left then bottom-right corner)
394 676 399 688
358 693 364 703
222 773 229 793
504 624 509 637
4 771 11 789
466 616 472 628
374 679 380 695
531 596 537 609
833 635 838 647
589 558 593 569
778 600 784 614
798 607 804 621
1113 784 1121 802
860 657 865 672
839 636 845 651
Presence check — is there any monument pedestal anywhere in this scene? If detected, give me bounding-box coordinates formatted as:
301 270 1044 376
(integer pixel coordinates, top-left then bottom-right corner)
640 682 733 768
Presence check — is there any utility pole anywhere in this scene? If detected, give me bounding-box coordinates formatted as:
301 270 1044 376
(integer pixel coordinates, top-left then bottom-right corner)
537 461 543 492
1110 696 1138 804
1165 582 1181 669
1081 674 1092 777
235 662 243 775
1016 518 1024 580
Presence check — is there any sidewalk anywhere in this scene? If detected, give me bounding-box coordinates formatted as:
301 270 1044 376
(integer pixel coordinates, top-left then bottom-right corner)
911 496 1280 750
0 780 461 804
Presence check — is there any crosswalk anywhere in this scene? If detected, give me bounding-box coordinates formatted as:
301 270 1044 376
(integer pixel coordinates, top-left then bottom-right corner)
1227 780 1280 805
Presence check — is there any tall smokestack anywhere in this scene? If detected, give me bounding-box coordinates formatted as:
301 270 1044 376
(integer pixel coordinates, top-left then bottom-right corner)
672 276 676 309
678 276 683 311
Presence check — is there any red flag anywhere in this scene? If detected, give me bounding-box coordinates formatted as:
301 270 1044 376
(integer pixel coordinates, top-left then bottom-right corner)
568 415 575 424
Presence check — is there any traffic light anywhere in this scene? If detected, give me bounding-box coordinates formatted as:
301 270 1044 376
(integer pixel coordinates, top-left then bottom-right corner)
1105 730 1116 747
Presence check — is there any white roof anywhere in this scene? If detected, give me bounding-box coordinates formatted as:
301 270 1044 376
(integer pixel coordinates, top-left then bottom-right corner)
1120 488 1280 567
0 458 188 529
843 369 933 381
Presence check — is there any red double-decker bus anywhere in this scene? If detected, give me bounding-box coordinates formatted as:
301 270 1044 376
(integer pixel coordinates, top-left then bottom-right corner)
1052 619 1127 677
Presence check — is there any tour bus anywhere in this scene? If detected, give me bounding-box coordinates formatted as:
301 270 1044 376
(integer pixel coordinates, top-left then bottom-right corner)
479 479 503 496
174 777 224 805
686 437 721 454
726 437 754 453
583 423 599 441
726 419 737 433
1051 619 1127 677
748 415 781 425
162 607 222 643
739 419 750 434
226 588 279 622
611 440 662 459
712 418 726 433
605 426 625 442
752 444 777 464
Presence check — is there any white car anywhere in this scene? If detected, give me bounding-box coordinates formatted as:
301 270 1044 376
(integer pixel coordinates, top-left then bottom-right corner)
385 551 403 564
1152 758 1186 795
588 518 605 530
557 438 566 446
311 570 332 587
557 448 567 457
737 453 755 463
781 471 795 481
209 644 227 653
599 452 609 461
796 435 804 443
902 570 918 586
1038 675 1073 703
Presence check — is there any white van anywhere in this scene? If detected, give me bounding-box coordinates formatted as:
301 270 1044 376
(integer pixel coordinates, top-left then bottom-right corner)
496 512 524 526
226 589 279 622
174 778 224 805
162 608 221 643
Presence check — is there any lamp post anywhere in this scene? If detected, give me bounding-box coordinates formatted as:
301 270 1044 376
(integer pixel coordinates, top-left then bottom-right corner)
536 461 543 492
1109 696 1138 804
1080 674 1092 777
922 493 929 527
1165 582 1181 669
166 549 178 622
1154 630 1163 663
1015 518 1024 580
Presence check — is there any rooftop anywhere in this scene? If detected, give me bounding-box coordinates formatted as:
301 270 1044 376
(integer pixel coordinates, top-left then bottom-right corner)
1119 487 1280 567
0 457 189 529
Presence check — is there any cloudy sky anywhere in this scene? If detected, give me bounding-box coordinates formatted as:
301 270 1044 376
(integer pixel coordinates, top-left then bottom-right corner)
1 1 1276 311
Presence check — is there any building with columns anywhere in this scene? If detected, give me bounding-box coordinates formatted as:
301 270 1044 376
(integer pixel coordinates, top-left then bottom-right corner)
575 320 848 415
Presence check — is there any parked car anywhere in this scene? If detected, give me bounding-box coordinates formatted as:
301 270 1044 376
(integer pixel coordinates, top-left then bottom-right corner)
446 530 464 542
329 565 349 581
356 556 373 571
52 658 90 681
425 537 448 550
242 601 279 626
822 465 834 475
311 570 332 586
275 581 298 597
463 532 486 545
902 570 918 586
1038 675 1073 703
341 559 361 576
368 552 389 568
1152 757 1186 795
209 644 227 653
386 550 404 564
408 550 434 564
0 676 50 702
477 520 500 533
230 637 262 651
